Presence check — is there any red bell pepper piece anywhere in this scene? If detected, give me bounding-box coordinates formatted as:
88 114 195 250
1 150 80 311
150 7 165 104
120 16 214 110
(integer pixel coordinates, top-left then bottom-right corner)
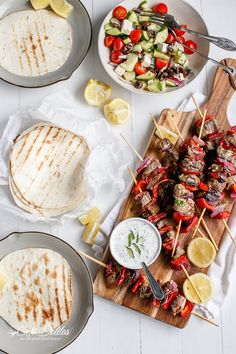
195 114 212 128
198 182 209 192
133 179 147 194
161 291 179 310
207 132 224 140
181 182 198 192
180 300 193 318
152 298 161 308
181 168 201 176
196 198 215 211
181 215 199 234
173 211 192 222
227 126 236 135
147 212 167 224
162 239 177 253
213 211 231 219
131 274 145 293
152 178 172 199
159 225 173 234
116 266 127 286
209 171 220 180
229 185 236 193
170 255 190 270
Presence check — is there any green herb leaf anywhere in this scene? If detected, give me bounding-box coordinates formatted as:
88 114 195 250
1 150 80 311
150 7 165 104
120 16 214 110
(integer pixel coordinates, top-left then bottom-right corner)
138 236 145 245
175 198 185 206
136 232 139 243
128 233 132 247
126 246 135 258
132 243 141 255
130 230 135 241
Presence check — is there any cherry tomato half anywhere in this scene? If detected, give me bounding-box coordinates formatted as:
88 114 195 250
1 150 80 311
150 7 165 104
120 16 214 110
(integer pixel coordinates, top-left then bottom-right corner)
130 29 143 44
174 25 187 36
175 35 185 44
152 3 168 14
105 35 115 48
155 58 168 70
165 32 175 44
113 37 124 51
113 5 127 20
110 50 124 64
134 61 148 75
184 40 197 55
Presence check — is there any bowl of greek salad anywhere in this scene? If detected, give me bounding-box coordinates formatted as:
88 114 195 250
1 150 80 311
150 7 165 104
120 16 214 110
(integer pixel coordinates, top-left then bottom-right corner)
98 0 209 94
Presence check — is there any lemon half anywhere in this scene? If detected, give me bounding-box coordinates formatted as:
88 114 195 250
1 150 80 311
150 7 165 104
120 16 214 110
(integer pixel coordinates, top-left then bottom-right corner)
187 237 216 268
84 79 112 107
79 207 102 225
155 126 178 145
183 273 214 304
30 0 50 10
50 0 73 18
104 98 131 125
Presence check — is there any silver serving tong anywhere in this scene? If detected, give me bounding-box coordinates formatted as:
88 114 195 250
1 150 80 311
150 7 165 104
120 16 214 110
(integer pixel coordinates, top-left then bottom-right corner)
139 11 236 51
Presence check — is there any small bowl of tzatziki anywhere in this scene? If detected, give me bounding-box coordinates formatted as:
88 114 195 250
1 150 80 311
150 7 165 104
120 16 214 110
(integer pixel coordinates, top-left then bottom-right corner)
110 217 162 269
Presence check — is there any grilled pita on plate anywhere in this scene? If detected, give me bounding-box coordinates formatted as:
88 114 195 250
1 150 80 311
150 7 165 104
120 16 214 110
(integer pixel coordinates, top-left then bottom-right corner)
0 248 72 334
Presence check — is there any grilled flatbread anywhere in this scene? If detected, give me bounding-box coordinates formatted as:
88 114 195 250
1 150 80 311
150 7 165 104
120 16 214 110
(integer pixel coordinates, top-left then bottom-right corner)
9 123 89 216
0 248 73 334
0 9 72 77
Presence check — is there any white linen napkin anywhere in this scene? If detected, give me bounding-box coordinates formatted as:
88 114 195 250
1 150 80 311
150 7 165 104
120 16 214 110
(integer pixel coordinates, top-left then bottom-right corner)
0 90 133 223
93 93 236 320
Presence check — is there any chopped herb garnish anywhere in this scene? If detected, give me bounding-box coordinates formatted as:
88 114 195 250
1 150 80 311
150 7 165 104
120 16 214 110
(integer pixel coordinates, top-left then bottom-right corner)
175 199 185 206
126 246 135 258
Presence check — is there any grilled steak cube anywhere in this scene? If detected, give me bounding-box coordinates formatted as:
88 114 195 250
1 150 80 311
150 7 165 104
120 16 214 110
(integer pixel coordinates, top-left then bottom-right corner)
179 174 200 187
208 178 226 193
162 149 179 166
196 118 219 138
181 158 205 173
174 184 194 199
173 246 185 260
205 186 221 205
171 295 187 316
174 198 195 216
217 144 236 165
146 203 160 215
163 280 178 294
226 133 236 147
156 138 173 152
142 159 161 178
135 191 152 208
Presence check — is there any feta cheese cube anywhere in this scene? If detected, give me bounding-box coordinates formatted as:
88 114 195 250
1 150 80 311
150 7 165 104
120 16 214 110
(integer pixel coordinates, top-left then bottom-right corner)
142 54 152 67
114 64 126 76
157 43 168 53
172 42 184 53
121 19 133 35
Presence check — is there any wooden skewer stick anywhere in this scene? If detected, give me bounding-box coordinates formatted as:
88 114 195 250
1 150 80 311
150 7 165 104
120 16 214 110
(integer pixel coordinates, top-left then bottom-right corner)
198 109 207 140
197 227 207 239
201 217 219 251
120 133 143 162
192 311 219 327
192 208 206 238
167 111 184 142
171 220 182 257
181 265 204 303
127 167 142 193
222 219 236 247
191 95 204 118
152 116 163 139
79 251 108 268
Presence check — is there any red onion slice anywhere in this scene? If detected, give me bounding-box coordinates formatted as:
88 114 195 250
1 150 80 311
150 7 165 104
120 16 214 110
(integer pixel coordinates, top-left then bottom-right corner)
192 135 205 146
137 155 154 174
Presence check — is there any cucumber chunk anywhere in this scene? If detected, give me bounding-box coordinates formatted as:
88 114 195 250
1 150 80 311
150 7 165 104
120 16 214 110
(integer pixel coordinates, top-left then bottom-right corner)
153 50 170 61
147 79 166 92
121 53 139 72
154 27 169 44
123 71 136 82
136 71 156 81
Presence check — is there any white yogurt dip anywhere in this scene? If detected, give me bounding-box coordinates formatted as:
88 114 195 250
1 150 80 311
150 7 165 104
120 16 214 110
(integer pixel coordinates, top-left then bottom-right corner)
110 217 162 269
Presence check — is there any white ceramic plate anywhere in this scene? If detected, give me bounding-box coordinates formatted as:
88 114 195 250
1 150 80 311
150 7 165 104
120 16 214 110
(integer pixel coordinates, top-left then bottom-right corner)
98 0 209 95
0 231 94 354
0 0 92 88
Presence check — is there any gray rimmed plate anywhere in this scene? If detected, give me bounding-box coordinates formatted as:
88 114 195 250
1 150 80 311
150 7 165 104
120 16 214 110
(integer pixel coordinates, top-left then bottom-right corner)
0 0 92 88
0 231 94 354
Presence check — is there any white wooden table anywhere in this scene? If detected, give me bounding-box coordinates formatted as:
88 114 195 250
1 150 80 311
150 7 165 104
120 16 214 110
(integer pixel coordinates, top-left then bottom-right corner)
0 0 236 353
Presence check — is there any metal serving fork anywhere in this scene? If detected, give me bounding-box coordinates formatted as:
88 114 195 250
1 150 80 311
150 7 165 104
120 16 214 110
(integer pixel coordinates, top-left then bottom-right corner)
139 11 236 51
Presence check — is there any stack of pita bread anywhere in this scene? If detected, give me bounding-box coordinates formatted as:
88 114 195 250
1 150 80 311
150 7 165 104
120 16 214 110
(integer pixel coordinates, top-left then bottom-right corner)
9 122 90 217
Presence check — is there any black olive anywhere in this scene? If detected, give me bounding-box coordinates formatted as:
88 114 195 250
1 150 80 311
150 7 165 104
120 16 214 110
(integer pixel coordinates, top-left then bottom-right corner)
134 81 144 89
147 29 156 38
142 21 151 29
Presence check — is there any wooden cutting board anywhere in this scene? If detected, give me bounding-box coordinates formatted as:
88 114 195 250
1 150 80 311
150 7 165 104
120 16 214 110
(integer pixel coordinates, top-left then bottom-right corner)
94 58 236 328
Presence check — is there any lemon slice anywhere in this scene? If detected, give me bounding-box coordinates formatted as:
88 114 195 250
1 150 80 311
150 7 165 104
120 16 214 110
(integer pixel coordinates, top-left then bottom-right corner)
183 273 214 304
79 207 102 225
82 221 100 245
50 0 73 18
155 126 178 145
104 98 131 125
84 79 112 107
0 271 8 291
187 237 216 268
30 0 50 9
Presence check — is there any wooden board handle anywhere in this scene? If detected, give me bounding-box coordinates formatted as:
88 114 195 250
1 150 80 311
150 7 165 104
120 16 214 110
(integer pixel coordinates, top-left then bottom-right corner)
201 58 236 121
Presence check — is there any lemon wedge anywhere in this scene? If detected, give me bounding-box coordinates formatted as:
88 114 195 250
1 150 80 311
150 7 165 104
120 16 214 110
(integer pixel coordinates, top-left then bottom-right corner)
187 237 216 268
79 207 102 225
155 126 178 145
183 273 214 304
104 98 131 125
82 221 100 245
0 271 8 292
84 79 112 107
50 0 73 18
30 0 50 9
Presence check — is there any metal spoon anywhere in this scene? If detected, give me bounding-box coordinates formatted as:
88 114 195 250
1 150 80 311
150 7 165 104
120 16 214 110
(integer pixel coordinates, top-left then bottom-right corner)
141 262 164 300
